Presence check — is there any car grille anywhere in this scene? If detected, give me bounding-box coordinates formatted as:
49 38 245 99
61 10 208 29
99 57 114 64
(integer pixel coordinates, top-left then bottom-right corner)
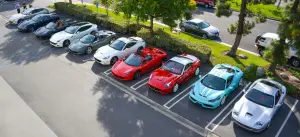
112 72 125 80
50 42 57 46
94 58 101 63
233 119 254 131
149 85 161 92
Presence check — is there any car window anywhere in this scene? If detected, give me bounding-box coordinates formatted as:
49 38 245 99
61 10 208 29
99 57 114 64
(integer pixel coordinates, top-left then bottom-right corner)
201 74 226 90
226 76 233 87
31 15 42 22
78 25 91 32
65 26 79 34
198 22 210 29
124 54 143 67
80 35 95 44
46 22 57 29
162 60 184 75
190 22 198 27
109 40 126 51
246 88 275 108
32 9 42 14
184 63 193 72
125 42 136 49
98 35 108 39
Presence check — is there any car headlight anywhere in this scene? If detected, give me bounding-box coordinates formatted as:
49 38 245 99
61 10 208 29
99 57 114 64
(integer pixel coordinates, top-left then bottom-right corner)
103 55 110 59
149 74 153 80
208 95 221 102
124 70 132 75
255 121 264 126
164 82 172 88
232 110 239 116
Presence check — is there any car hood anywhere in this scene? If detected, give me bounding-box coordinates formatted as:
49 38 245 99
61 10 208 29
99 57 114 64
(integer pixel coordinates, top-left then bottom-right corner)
150 69 179 85
9 14 25 21
18 20 35 28
203 25 219 34
35 27 52 35
193 81 223 99
50 31 72 43
94 45 118 59
112 61 136 74
233 97 272 126
69 41 90 51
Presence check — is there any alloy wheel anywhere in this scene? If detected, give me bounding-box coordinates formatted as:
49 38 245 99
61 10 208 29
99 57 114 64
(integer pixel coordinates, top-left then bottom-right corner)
86 47 93 54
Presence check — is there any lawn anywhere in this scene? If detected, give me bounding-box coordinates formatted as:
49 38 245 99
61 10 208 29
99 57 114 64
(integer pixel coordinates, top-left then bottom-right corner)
227 0 283 20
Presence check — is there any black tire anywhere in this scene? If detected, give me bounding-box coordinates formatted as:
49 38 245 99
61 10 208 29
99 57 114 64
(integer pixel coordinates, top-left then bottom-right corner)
291 57 300 67
194 67 200 76
86 46 93 54
238 77 244 87
27 26 34 32
133 71 141 80
110 56 118 65
137 47 143 53
258 49 265 57
63 40 71 47
202 34 208 39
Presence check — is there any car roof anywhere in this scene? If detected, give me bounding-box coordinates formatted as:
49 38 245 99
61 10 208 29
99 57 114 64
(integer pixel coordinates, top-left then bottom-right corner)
72 22 91 27
117 37 142 43
253 82 278 96
208 64 236 80
170 56 194 66
189 19 204 24
262 33 279 40
97 30 115 36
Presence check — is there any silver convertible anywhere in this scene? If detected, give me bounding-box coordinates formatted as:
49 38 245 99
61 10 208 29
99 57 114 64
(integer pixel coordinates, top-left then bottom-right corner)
231 79 286 132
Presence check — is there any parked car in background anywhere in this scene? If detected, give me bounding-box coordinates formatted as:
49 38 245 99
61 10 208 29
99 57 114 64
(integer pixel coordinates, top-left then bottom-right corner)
94 37 146 65
50 22 98 47
17 14 59 32
68 30 117 55
232 79 286 132
180 19 219 39
255 32 300 67
34 19 77 38
189 64 244 109
195 0 215 8
9 8 49 25
111 47 167 80
148 54 201 94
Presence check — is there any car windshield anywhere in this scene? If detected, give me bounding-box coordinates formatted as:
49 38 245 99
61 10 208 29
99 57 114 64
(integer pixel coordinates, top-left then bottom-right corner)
162 60 184 75
46 22 57 29
124 54 143 67
22 9 34 15
201 74 226 90
246 88 274 108
80 35 95 44
109 40 126 51
31 15 42 22
65 26 79 34
198 22 210 29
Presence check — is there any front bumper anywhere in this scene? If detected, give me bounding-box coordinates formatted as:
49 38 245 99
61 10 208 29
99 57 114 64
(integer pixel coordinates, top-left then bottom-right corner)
148 82 173 94
50 41 63 47
231 116 267 133
189 92 221 109
94 57 111 65
17 27 28 32
111 70 134 81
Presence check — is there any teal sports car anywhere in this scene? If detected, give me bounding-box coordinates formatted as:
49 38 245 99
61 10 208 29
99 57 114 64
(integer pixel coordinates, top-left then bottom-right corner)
189 64 244 109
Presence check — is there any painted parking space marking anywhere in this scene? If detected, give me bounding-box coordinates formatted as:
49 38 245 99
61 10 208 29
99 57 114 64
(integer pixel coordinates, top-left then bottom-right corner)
130 77 149 90
163 83 196 109
275 100 299 137
104 68 111 75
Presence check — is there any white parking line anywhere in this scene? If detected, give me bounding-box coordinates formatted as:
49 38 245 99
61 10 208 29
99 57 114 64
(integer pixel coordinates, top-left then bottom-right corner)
163 83 196 109
130 77 149 90
205 89 245 132
275 100 299 137
104 68 111 75
210 107 233 132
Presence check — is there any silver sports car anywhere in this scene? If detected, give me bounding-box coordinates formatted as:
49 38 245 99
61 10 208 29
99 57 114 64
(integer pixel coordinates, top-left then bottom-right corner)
231 79 286 132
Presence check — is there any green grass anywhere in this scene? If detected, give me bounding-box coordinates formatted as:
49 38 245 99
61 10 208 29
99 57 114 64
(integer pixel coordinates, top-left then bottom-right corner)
79 4 270 68
227 0 283 20
288 68 300 79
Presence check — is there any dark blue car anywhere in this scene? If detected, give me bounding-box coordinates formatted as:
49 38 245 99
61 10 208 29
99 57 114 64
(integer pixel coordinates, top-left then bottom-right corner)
18 14 60 32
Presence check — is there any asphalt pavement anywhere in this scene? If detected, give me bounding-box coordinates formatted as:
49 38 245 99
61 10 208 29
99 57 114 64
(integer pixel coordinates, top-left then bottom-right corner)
0 1 299 137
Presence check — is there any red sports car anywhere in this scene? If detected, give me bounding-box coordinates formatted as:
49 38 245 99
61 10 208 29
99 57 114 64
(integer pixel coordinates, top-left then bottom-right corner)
148 54 201 94
111 47 167 80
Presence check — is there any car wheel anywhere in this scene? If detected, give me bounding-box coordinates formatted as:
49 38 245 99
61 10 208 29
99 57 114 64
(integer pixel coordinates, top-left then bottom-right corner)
205 4 209 8
173 83 179 93
110 37 116 44
258 49 265 57
27 26 34 32
17 19 24 24
63 40 71 47
110 57 118 65
86 46 93 54
220 96 227 105
291 57 300 67
134 71 141 80
180 26 185 32
202 34 208 39
137 47 143 53
194 67 200 76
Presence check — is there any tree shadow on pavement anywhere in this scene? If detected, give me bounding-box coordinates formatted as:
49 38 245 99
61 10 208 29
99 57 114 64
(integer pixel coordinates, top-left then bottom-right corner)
92 77 201 137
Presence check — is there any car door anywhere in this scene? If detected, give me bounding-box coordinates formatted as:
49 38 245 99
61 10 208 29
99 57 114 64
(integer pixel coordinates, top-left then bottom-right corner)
189 22 199 35
197 22 208 35
73 26 90 40
92 36 105 50
125 42 137 54
225 76 234 94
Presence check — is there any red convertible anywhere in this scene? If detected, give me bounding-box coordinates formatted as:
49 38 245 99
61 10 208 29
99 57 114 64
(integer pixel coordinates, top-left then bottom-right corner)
111 47 167 80
148 54 201 94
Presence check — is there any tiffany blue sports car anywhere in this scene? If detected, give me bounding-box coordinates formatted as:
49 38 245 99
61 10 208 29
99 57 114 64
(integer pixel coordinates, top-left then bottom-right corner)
189 64 244 109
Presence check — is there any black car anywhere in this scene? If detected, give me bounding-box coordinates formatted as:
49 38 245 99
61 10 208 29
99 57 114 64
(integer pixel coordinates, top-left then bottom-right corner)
34 19 77 38
17 14 59 32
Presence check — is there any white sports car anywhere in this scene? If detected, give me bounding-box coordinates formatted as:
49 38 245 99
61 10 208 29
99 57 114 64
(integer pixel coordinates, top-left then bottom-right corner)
50 22 98 47
9 8 49 25
94 37 146 65
232 79 286 132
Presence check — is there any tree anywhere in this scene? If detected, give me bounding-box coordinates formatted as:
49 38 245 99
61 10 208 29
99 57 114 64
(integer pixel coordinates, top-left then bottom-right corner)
101 0 113 16
216 0 267 57
69 0 72 4
113 0 138 33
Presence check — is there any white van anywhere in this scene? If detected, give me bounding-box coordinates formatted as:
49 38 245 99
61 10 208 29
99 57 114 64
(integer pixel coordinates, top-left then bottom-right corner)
255 32 300 67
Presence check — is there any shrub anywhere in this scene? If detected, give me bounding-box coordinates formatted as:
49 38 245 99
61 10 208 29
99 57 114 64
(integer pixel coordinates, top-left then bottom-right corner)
137 28 211 63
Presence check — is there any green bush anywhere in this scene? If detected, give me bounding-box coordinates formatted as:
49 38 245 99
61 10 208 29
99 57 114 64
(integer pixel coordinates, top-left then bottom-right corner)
137 28 211 63
54 2 140 34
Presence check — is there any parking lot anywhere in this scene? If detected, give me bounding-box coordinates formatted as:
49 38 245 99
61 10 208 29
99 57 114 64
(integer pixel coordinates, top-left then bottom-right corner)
0 8 299 137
